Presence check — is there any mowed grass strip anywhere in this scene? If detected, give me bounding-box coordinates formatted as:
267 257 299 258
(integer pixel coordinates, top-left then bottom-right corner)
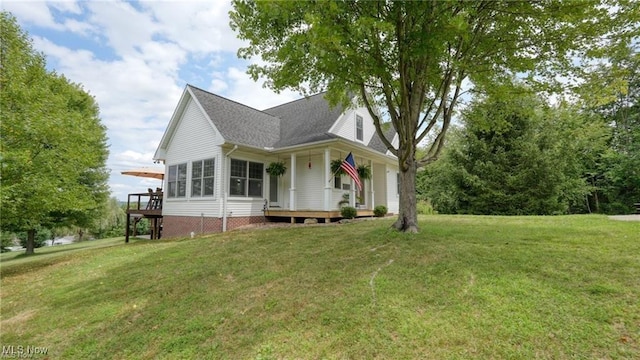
1 215 638 359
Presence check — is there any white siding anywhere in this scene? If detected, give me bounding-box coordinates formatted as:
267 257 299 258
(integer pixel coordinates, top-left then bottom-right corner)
373 163 387 208
294 154 325 210
330 106 377 145
386 166 399 214
163 98 224 218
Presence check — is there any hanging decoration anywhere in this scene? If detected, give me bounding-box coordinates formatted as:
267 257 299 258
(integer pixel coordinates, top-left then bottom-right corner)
266 161 287 176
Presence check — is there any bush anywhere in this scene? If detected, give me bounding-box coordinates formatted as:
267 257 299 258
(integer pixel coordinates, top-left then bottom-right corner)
417 200 437 215
373 205 388 217
1 232 15 252
340 206 357 219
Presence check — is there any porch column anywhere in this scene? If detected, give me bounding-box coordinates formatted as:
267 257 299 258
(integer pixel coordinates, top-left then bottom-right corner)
369 159 375 210
350 178 356 207
289 153 296 211
323 148 331 211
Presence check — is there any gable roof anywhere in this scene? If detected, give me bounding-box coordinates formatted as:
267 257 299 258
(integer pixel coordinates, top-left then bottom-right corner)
174 84 396 155
263 92 344 148
188 85 280 148
368 125 397 154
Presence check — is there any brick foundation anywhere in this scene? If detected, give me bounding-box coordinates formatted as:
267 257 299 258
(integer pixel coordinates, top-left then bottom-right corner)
162 215 265 239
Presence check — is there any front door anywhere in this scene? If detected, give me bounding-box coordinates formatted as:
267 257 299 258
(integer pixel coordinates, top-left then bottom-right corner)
269 175 280 207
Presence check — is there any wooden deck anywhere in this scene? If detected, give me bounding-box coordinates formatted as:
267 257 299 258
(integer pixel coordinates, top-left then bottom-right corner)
264 208 374 223
125 191 163 242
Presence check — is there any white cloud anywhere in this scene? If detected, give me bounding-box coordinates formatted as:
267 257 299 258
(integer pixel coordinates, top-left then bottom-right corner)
143 1 245 54
1 1 62 30
224 67 299 110
49 1 83 15
84 1 159 57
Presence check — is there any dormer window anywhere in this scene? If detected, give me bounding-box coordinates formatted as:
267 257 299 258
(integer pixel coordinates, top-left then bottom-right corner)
356 114 363 141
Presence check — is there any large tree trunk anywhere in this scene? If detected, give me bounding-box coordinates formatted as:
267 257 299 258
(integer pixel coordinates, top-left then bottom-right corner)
25 229 36 255
393 151 419 233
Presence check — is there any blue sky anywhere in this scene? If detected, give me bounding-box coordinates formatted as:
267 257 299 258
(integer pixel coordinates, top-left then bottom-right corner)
2 0 300 200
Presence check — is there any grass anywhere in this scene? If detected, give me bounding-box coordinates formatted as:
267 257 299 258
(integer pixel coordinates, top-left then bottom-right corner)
1 215 639 359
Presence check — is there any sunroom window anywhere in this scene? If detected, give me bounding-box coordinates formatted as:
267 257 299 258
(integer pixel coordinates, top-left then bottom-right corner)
230 159 263 197
191 158 215 197
167 163 187 198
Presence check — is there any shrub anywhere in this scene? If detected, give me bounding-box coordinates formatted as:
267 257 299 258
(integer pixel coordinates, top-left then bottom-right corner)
417 200 437 215
373 205 388 217
341 206 357 219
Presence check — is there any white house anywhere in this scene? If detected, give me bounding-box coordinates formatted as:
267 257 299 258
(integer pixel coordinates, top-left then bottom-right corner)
153 85 400 238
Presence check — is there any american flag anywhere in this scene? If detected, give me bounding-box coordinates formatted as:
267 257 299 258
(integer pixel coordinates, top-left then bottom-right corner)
340 152 362 191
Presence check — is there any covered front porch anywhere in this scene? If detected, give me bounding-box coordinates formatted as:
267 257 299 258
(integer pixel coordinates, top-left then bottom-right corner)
261 145 397 216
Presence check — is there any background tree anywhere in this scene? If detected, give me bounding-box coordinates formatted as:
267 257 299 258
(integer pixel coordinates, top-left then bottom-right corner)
91 197 127 239
0 12 110 254
589 50 640 213
419 85 610 215
230 0 635 232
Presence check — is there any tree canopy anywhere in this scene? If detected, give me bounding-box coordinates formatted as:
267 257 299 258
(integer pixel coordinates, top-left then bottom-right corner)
0 12 110 253
589 49 640 213
230 0 638 232
419 85 610 215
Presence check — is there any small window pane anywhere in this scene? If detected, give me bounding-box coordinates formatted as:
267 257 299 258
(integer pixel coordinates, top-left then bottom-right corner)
168 165 177 182
178 164 187 180
191 179 201 197
192 161 202 179
248 179 262 196
249 162 263 179
230 178 245 196
204 159 215 177
231 159 246 177
204 178 214 196
334 176 341 189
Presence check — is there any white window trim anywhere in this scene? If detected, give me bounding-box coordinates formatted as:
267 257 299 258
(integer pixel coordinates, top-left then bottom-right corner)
190 157 216 199
167 163 188 199
228 158 264 198
355 113 364 142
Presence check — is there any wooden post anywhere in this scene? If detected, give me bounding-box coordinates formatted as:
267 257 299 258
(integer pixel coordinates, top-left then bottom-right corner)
125 213 131 243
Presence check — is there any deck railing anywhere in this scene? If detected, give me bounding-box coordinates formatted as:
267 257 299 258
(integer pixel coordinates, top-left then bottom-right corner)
125 191 163 243
126 191 163 214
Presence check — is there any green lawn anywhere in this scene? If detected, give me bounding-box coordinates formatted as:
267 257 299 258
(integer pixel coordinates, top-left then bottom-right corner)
1 215 639 359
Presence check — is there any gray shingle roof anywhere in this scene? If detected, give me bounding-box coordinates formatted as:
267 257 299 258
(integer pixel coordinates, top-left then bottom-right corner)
263 92 344 148
188 85 280 148
367 125 396 154
186 85 395 154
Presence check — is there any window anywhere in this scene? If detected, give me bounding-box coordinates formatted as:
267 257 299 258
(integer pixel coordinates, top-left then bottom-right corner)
167 163 187 198
230 159 263 197
334 176 341 189
356 114 364 141
191 158 215 197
